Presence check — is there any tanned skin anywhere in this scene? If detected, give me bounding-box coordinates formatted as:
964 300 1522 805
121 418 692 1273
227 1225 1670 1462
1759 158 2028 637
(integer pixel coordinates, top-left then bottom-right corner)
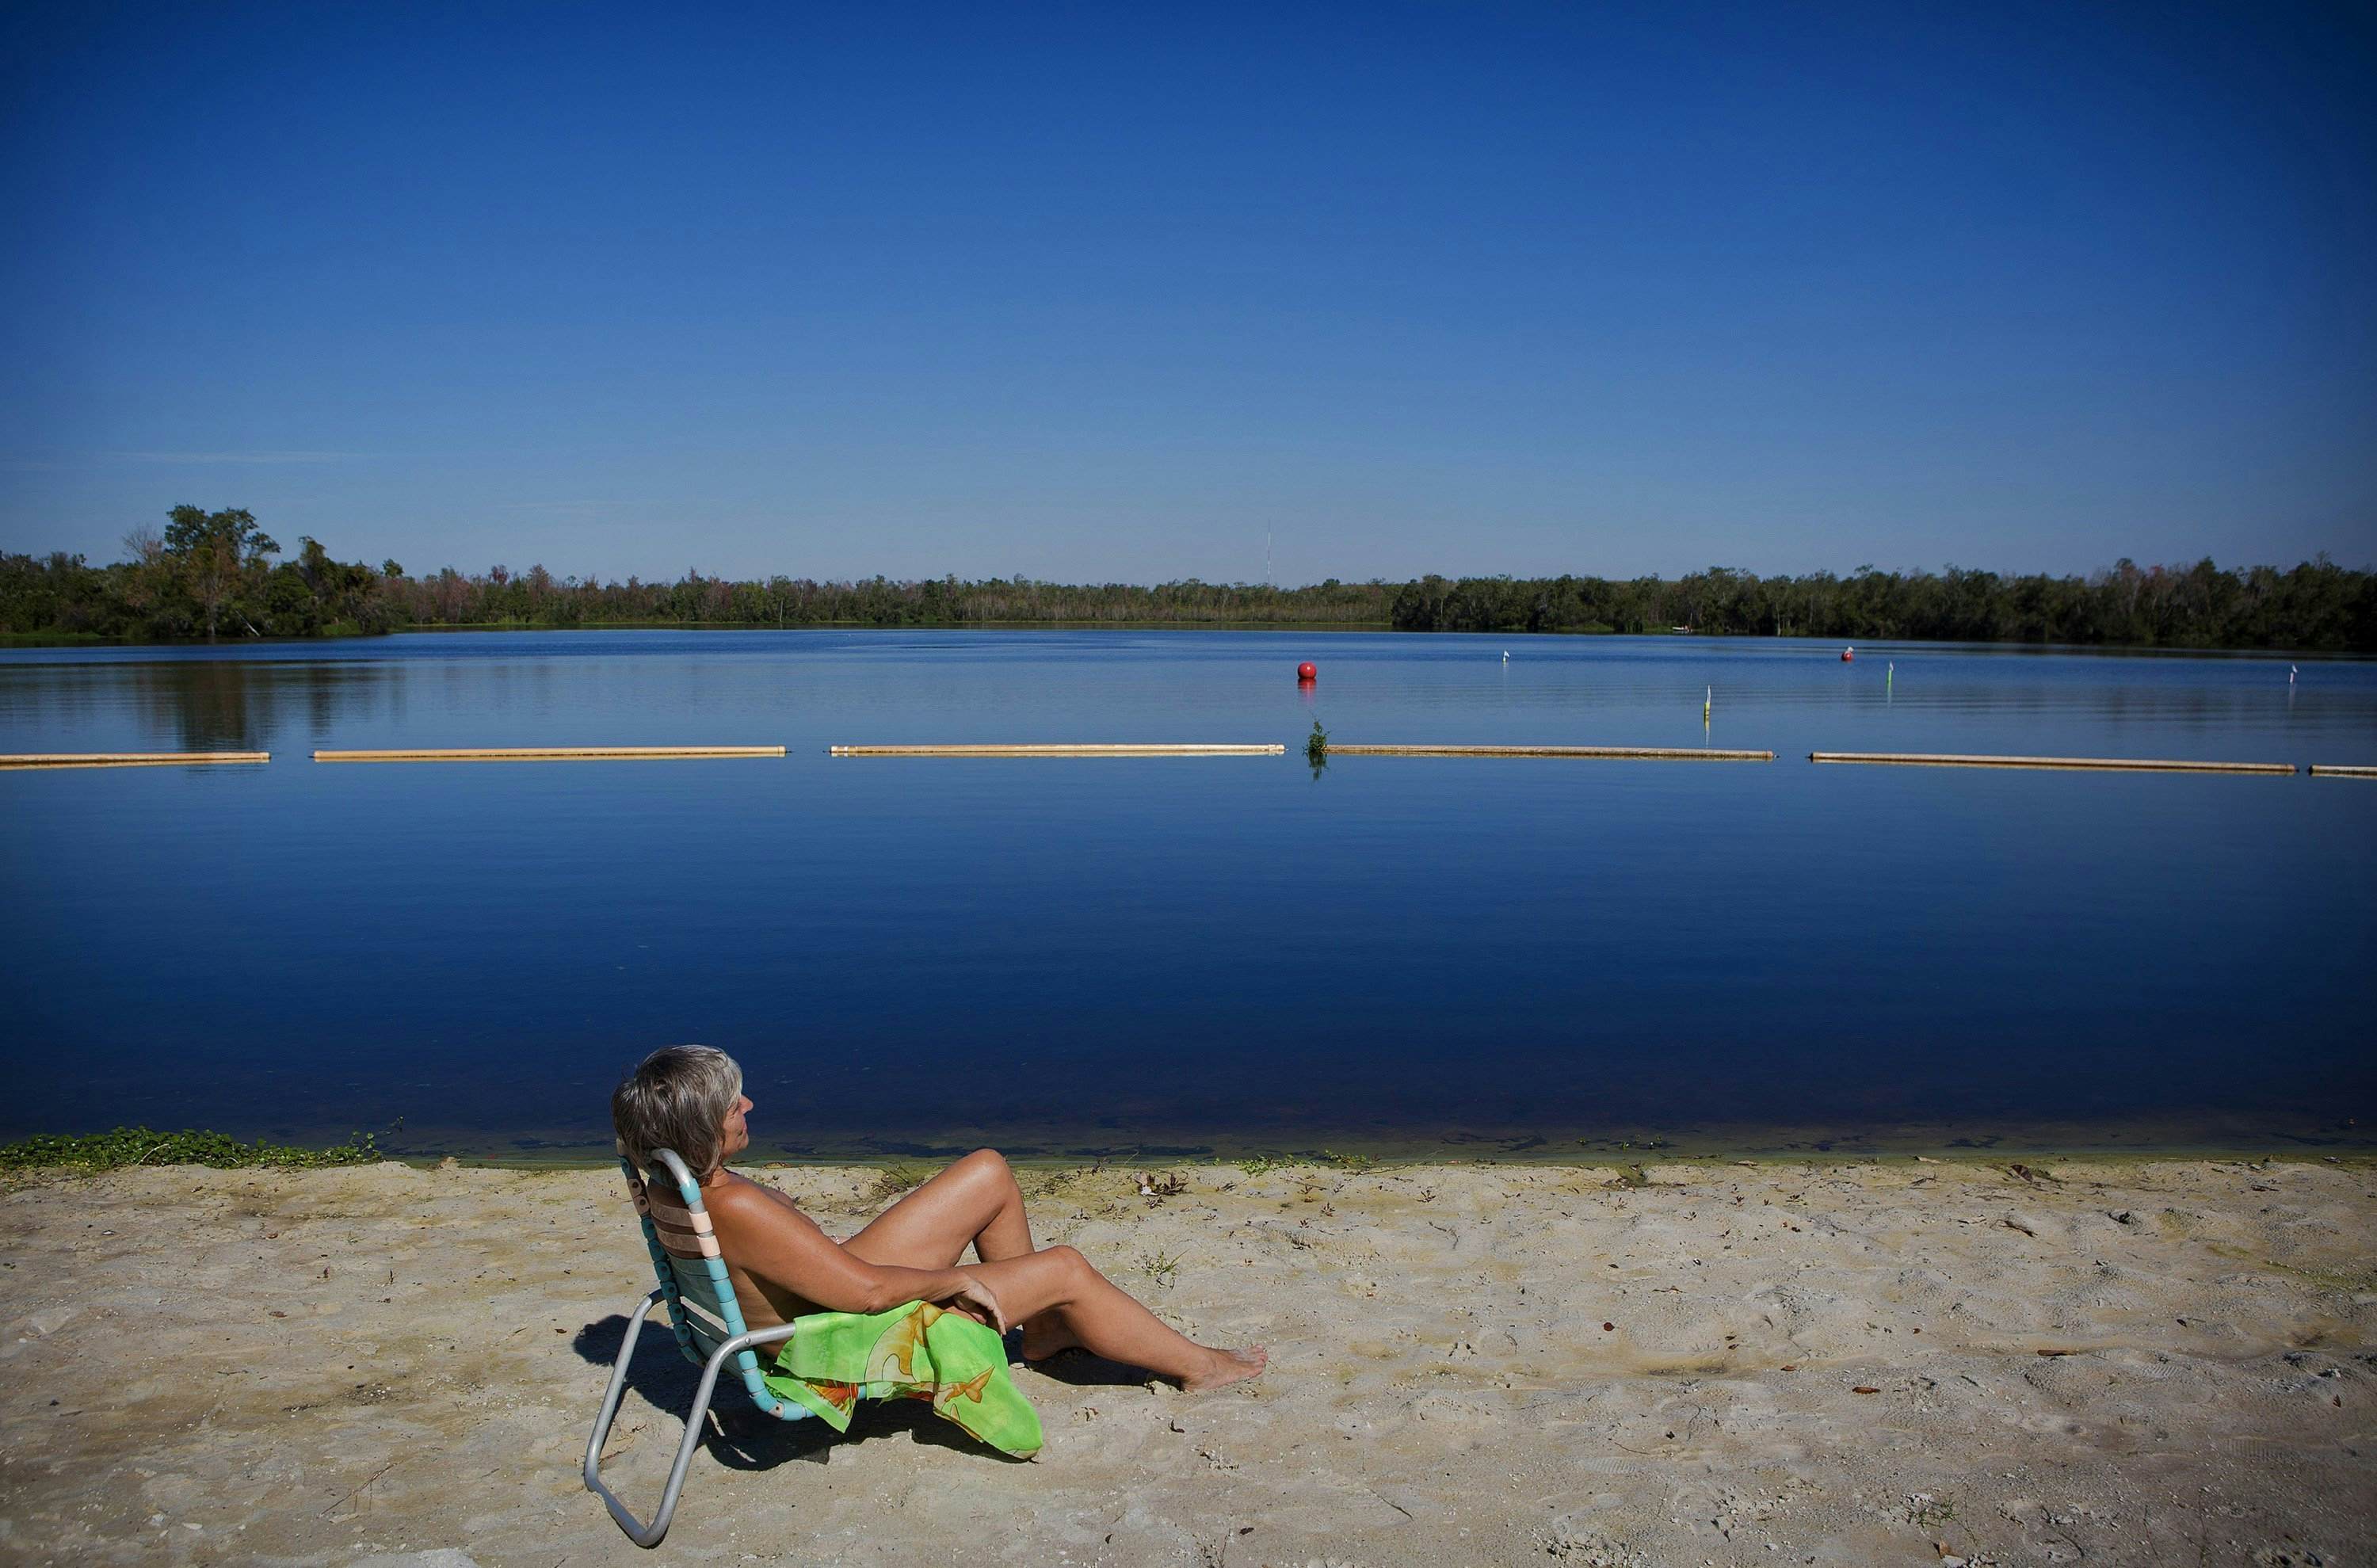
699 1094 1266 1391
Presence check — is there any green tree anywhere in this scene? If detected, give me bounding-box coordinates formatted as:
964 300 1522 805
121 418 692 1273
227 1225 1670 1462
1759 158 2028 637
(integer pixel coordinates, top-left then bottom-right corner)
162 505 279 640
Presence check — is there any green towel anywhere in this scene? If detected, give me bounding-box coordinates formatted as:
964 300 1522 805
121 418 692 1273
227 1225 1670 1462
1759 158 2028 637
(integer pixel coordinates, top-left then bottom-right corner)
762 1301 1043 1458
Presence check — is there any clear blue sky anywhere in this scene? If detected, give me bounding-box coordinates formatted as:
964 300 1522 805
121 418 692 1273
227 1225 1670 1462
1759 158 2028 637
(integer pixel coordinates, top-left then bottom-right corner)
3 1 2372 585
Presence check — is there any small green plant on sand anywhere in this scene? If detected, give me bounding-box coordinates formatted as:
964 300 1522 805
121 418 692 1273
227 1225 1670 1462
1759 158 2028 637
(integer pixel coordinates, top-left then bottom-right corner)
1136 1250 1183 1288
0 1126 380 1172
1318 1149 1376 1173
868 1163 929 1202
1236 1154 1294 1177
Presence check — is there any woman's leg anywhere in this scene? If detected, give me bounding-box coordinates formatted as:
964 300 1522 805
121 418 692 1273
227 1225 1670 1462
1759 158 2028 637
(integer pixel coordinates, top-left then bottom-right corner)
842 1150 1083 1354
961 1246 1265 1391
845 1148 1035 1269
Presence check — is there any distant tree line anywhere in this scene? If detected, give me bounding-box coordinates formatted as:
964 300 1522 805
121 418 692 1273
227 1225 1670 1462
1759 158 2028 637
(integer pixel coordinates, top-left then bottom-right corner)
2 507 406 640
3 505 2371 650
1386 559 2377 650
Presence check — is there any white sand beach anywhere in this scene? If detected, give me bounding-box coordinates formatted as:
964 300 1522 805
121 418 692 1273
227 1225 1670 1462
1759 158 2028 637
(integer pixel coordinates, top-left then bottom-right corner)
2 1156 2370 1566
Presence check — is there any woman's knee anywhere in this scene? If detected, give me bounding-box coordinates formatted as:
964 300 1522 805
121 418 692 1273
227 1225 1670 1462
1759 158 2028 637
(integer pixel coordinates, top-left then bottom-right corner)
956 1147 1018 1197
956 1146 1012 1181
1040 1243 1089 1279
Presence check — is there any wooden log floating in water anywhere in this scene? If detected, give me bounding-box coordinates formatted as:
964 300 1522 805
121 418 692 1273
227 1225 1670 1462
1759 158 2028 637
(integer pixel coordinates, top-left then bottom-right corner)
2308 764 2377 778
1325 744 1774 761
311 746 786 763
0 750 270 769
830 743 1285 757
1808 750 2295 775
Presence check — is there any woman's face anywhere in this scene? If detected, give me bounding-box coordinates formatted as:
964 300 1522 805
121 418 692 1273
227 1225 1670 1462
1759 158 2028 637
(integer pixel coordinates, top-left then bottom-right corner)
719 1093 754 1162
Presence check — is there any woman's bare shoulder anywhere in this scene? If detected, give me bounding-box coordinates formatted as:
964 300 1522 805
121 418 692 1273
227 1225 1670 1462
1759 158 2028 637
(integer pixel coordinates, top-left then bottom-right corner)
706 1170 817 1227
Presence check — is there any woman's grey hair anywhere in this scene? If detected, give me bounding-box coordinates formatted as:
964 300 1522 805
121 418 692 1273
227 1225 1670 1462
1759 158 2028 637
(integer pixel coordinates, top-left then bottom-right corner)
612 1045 744 1177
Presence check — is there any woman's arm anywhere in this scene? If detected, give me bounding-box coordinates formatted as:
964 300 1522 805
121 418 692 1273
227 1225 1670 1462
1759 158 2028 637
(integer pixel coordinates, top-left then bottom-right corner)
708 1182 1004 1326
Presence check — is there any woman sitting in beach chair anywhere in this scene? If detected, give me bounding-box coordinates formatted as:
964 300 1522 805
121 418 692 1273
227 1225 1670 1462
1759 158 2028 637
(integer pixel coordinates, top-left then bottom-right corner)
612 1045 1268 1393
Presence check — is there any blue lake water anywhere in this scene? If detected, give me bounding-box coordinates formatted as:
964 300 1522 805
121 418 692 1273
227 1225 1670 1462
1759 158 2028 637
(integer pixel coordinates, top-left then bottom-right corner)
2 630 2371 1159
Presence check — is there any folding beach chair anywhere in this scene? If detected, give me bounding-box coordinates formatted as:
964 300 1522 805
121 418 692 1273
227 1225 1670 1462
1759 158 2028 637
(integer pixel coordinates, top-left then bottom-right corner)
582 1146 823 1547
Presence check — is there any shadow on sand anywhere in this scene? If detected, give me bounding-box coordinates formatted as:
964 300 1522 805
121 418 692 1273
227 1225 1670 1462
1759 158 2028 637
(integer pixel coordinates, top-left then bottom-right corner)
572 1313 1131 1472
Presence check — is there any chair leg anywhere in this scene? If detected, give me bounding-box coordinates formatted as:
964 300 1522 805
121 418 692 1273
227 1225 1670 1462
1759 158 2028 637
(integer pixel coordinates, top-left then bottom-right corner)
585 1303 800 1548
584 1289 725 1550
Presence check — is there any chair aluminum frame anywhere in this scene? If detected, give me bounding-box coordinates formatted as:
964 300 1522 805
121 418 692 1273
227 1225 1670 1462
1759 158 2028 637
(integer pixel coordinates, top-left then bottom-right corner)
581 1288 798 1547
583 1146 813 1548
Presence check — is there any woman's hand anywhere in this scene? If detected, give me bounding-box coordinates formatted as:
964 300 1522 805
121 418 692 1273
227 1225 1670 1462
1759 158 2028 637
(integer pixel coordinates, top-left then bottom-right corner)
703 1175 1017 1328
940 1273 1005 1333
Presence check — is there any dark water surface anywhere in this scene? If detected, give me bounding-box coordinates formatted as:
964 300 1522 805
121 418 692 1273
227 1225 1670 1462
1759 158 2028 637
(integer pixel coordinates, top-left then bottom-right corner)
2 631 2371 1159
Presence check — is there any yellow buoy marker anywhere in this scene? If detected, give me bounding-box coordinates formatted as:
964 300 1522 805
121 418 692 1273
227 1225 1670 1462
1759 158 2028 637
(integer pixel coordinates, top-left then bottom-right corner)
312 746 785 763
0 750 269 769
1326 744 1772 761
1809 751 2292 775
830 743 1284 757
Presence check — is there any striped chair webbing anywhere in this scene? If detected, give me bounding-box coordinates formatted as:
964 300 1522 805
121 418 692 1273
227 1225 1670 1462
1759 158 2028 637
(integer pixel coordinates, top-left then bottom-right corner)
618 1154 700 1366
664 1255 739 1355
641 1185 723 1265
617 1146 800 1421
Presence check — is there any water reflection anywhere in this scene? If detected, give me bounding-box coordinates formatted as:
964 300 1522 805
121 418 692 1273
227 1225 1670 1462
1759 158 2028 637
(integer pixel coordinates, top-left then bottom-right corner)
0 657 418 755
0 630 2365 770
155 660 269 752
0 659 264 752
0 632 2371 1156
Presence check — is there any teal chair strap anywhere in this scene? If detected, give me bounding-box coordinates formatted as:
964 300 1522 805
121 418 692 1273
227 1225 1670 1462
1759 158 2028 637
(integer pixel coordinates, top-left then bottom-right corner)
619 1145 799 1420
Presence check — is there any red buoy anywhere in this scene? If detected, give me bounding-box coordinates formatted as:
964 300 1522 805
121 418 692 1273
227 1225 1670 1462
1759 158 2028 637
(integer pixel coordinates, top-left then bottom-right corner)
1296 662 1317 682
1840 647 1855 662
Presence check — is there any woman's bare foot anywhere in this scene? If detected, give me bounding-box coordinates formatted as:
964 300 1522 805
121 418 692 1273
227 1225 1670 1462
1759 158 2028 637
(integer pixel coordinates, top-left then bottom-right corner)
1178 1345 1268 1391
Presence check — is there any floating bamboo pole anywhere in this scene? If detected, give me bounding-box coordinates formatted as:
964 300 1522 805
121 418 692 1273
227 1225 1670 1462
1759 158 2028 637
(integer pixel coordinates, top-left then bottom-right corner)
830 743 1284 757
2308 764 2377 778
311 746 785 763
1809 751 2293 775
1326 744 1773 761
0 751 269 769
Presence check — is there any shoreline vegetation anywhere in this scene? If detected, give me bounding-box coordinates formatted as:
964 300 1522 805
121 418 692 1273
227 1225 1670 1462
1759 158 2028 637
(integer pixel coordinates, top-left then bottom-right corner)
0 1126 381 1173
4 505 2373 650
6 1125 2364 1175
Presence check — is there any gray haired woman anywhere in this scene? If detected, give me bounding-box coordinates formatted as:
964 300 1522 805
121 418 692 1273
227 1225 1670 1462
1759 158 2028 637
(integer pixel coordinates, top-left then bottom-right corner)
612 1045 1266 1390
